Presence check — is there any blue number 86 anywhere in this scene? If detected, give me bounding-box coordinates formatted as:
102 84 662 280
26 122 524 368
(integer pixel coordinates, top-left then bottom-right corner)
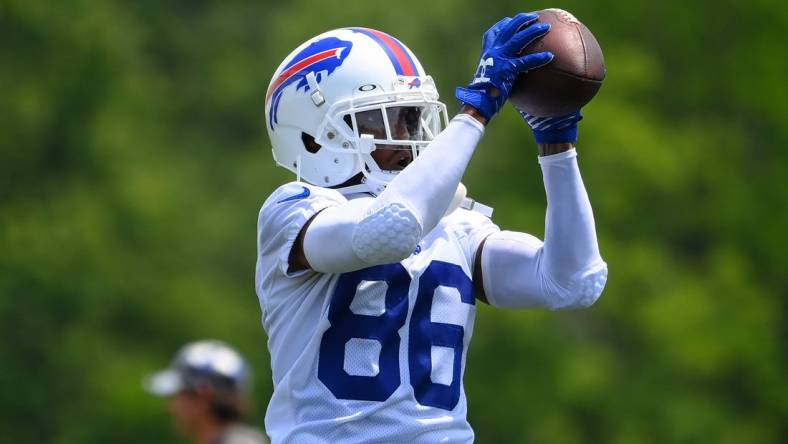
318 260 474 411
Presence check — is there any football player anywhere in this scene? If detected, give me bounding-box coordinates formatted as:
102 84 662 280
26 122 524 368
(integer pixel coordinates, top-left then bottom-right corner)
256 13 607 443
145 340 269 444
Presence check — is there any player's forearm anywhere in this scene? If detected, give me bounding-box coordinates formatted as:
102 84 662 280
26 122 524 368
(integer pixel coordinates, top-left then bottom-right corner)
302 114 485 273
479 149 606 310
379 113 484 230
540 149 607 302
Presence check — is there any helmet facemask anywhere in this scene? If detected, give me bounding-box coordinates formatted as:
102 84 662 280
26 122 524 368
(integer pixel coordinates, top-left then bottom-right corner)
313 78 449 195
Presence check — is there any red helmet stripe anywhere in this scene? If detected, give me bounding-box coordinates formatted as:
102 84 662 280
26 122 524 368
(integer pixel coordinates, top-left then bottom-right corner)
266 48 342 103
352 28 418 77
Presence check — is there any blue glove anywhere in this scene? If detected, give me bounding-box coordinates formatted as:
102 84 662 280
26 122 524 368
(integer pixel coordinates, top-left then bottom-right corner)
520 111 583 144
455 13 553 121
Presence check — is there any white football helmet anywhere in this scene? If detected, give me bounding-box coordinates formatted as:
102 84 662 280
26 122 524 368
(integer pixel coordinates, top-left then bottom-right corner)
265 28 449 195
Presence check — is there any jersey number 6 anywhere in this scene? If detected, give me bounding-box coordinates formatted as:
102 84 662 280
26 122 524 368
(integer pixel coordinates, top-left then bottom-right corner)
318 261 474 411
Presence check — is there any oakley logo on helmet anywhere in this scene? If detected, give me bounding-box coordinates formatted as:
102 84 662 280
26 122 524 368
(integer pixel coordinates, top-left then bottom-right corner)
266 36 353 129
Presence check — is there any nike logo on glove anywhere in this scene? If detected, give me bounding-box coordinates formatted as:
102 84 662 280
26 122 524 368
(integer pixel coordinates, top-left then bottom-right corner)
277 186 311 204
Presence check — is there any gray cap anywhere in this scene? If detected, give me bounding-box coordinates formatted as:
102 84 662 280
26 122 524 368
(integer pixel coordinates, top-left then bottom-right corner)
144 340 250 399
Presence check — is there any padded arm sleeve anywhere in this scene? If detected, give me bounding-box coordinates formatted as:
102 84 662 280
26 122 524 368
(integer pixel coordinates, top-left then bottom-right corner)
304 114 485 273
481 149 607 310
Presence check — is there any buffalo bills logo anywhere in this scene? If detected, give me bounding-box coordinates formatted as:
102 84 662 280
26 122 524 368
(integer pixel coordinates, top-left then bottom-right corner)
266 37 353 130
407 78 421 89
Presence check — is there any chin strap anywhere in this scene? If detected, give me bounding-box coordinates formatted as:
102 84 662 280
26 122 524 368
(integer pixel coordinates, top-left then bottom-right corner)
334 174 387 197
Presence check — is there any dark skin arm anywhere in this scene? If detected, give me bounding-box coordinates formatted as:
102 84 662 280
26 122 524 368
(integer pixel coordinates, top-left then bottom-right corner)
288 212 317 273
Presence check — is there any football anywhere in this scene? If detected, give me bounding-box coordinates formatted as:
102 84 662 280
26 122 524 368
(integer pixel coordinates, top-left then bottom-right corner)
509 8 606 117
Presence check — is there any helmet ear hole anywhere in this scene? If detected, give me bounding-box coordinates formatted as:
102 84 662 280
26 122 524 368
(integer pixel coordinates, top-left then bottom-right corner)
301 132 322 154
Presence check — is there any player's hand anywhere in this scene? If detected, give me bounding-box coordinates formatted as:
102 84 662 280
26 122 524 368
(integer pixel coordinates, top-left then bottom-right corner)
520 110 583 145
455 13 553 122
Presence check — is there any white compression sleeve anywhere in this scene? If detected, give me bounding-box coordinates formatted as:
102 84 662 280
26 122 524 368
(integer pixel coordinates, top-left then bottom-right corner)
303 114 485 273
481 149 607 310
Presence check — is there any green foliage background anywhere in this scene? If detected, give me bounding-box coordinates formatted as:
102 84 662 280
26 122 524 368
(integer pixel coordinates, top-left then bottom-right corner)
1 0 786 442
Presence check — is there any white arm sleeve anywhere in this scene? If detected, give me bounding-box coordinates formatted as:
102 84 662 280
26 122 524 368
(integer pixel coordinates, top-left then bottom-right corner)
481 149 608 310
304 114 485 273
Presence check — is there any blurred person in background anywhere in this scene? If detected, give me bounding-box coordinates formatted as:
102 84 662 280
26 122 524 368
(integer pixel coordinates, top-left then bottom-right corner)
145 340 269 444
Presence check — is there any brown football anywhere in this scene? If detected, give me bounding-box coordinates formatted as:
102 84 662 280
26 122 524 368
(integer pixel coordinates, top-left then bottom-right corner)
509 8 606 117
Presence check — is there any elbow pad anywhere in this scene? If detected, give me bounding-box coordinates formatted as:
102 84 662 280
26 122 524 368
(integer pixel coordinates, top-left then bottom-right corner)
351 201 422 265
555 261 608 309
481 231 608 310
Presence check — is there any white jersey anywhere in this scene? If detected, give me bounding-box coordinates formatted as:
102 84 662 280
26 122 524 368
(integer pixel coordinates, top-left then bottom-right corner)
255 181 499 443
